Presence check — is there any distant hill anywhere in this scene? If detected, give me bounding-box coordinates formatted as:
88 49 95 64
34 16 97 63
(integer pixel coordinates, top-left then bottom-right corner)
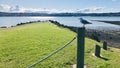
0 12 120 17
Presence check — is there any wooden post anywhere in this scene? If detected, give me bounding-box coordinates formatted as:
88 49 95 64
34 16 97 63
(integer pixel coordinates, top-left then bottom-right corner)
103 41 107 50
77 27 85 68
95 45 101 57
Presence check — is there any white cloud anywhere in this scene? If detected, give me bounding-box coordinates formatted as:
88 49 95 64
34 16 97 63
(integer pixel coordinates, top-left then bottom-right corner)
0 4 75 13
0 4 105 13
10 5 26 12
0 4 11 12
0 4 25 12
76 7 104 13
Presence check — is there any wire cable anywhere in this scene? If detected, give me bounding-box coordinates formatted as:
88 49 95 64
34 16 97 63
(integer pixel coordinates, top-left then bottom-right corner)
27 36 77 68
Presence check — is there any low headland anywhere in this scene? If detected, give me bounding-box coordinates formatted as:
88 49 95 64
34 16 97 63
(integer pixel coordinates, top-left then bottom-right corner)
0 20 120 48
0 21 120 68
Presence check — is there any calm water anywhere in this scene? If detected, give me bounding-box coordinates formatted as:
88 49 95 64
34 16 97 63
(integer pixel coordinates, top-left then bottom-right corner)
0 16 120 30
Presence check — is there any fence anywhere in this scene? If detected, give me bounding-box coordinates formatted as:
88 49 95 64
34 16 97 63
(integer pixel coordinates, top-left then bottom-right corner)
27 27 108 68
27 36 77 68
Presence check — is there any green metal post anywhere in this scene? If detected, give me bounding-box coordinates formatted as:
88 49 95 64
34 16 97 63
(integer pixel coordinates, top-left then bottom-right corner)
77 27 85 68
103 41 107 50
95 45 101 57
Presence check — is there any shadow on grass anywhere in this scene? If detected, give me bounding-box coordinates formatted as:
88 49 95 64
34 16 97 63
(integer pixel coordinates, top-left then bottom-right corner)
96 56 109 61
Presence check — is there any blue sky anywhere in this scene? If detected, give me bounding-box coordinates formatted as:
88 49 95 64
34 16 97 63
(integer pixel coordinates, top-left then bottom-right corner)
0 0 120 13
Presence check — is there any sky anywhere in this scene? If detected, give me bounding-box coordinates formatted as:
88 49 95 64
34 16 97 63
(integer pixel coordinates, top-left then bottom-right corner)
0 0 120 13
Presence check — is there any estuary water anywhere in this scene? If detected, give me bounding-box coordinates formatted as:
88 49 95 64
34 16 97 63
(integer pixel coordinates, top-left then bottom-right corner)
0 16 120 30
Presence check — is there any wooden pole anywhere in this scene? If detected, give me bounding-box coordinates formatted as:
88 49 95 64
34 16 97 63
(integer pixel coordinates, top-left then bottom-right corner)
103 41 107 50
95 45 101 57
77 27 85 68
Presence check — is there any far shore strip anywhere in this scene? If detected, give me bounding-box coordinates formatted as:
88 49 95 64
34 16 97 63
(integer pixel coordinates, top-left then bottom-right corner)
93 20 120 25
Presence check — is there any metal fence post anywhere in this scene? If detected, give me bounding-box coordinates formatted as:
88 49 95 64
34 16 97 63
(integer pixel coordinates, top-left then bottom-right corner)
77 27 85 68
103 41 107 50
95 45 101 57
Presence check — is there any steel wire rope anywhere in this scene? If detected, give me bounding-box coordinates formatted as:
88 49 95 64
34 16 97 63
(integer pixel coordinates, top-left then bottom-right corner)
27 36 77 68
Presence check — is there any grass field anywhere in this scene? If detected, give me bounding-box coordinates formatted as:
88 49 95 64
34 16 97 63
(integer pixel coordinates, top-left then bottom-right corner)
0 21 120 68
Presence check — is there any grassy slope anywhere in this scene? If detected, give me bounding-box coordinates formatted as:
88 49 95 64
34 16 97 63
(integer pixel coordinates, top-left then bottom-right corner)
0 22 120 68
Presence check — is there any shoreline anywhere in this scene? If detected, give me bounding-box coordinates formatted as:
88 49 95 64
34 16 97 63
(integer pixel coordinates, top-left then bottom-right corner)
93 20 120 25
49 20 120 48
0 20 47 28
0 20 120 48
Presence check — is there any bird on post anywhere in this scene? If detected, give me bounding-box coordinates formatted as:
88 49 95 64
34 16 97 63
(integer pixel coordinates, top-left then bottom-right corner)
79 18 92 27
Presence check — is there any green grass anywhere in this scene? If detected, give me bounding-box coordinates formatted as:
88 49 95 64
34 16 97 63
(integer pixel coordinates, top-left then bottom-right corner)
0 22 120 68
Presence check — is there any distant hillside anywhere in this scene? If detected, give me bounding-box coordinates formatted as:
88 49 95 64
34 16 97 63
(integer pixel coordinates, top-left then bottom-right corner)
0 12 120 16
